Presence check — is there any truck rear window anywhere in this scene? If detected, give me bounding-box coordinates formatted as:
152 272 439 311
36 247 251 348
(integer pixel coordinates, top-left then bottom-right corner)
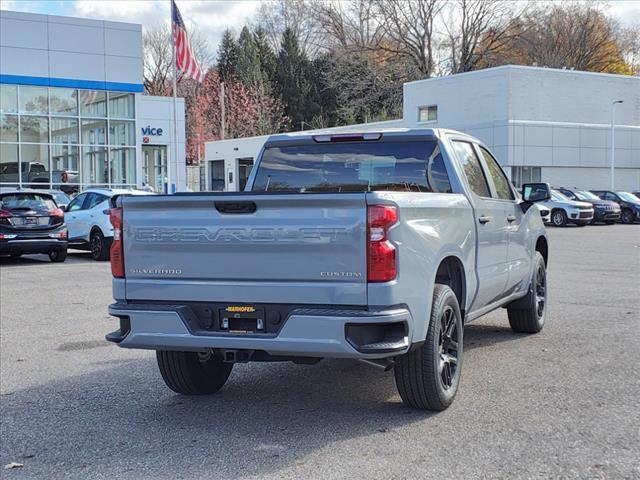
251 141 452 193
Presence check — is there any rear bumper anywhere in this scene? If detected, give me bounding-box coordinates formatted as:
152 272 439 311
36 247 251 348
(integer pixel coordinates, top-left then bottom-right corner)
107 303 413 359
0 239 67 254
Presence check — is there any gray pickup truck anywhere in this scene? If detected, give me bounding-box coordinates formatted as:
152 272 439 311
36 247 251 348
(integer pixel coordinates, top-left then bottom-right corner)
106 129 550 410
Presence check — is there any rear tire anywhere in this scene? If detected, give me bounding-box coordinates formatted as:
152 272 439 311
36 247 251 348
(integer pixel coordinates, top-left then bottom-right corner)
90 229 109 261
394 284 463 411
507 252 547 333
551 209 567 227
156 350 233 395
49 249 67 263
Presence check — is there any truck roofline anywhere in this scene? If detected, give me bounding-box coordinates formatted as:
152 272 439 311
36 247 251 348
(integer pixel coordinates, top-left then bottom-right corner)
262 128 471 146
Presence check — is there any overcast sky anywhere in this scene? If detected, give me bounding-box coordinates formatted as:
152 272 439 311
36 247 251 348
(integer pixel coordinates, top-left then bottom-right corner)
2 0 639 56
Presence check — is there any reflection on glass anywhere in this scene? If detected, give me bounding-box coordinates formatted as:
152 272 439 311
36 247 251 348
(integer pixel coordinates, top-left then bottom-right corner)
109 120 135 146
51 117 79 144
0 144 19 185
20 144 50 184
20 116 49 143
51 145 79 181
0 114 18 142
82 146 108 184
79 90 107 117
81 119 107 145
1 85 18 113
19 86 49 114
110 147 136 185
108 92 135 118
50 87 78 116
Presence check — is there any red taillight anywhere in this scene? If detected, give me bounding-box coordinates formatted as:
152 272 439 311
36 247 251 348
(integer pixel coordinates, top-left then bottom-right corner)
0 209 13 218
50 208 64 219
109 207 125 278
367 205 398 282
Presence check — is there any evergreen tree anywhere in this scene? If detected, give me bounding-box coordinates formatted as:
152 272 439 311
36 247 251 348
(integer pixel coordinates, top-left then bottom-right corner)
217 29 238 81
253 27 277 90
275 28 312 129
236 27 263 85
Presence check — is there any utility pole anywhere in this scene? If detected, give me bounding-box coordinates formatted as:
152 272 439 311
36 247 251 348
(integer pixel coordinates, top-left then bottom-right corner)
610 100 623 190
220 82 226 140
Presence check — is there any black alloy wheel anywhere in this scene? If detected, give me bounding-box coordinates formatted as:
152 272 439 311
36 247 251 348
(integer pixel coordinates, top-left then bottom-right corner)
438 306 460 390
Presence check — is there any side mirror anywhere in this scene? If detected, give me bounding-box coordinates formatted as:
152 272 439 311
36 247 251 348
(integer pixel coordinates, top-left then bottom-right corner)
522 183 551 203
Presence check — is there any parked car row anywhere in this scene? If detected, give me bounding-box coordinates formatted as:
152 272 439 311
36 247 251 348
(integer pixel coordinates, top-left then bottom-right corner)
541 187 640 227
0 188 153 262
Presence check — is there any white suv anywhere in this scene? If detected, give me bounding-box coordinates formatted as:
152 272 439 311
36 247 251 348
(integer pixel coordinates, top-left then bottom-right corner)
65 189 153 260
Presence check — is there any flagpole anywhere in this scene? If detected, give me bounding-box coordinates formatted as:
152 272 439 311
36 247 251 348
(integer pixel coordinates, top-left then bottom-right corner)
170 0 178 193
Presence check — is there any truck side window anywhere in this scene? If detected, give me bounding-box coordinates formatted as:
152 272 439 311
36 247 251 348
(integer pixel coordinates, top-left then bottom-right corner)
478 146 514 200
451 141 490 198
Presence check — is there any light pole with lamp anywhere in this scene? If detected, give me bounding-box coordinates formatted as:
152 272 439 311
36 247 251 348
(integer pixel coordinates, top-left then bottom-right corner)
610 100 623 190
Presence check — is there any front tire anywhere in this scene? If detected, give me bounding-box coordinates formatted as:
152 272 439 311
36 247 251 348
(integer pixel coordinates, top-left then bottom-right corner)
90 230 109 261
49 249 67 263
551 209 567 227
621 209 635 224
507 252 547 333
156 350 233 395
394 284 463 411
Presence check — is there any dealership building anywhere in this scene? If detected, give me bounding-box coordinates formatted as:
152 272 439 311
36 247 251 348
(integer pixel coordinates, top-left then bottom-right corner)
0 9 186 193
205 65 640 192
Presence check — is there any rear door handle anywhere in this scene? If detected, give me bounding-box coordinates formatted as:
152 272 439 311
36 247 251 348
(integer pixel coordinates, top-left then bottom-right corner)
506 215 516 223
478 215 491 224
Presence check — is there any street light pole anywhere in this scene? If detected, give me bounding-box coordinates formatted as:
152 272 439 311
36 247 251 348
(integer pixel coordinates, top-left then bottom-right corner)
610 100 623 190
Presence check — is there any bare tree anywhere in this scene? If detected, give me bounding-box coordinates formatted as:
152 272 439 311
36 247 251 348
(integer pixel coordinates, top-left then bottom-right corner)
442 0 527 74
312 0 385 51
143 23 215 96
256 0 323 57
372 0 444 78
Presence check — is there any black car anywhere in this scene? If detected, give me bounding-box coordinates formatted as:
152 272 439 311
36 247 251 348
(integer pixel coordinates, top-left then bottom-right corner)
0 190 68 262
555 187 621 224
590 190 640 224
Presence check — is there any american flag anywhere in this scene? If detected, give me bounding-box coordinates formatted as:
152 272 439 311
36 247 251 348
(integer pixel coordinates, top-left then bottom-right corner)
172 0 205 83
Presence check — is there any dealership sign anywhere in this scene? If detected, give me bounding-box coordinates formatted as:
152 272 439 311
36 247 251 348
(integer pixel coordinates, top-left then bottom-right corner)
142 125 164 144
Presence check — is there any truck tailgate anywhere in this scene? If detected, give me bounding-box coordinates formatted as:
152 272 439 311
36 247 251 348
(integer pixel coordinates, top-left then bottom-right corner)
121 193 367 305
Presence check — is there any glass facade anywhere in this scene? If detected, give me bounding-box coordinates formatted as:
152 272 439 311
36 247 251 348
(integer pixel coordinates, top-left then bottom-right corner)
0 84 136 193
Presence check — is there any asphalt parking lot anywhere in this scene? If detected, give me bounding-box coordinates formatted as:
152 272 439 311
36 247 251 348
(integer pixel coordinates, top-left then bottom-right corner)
1 225 639 480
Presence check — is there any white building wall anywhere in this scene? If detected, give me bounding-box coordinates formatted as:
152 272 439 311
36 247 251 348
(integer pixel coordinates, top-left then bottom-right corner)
137 96 186 191
0 10 142 88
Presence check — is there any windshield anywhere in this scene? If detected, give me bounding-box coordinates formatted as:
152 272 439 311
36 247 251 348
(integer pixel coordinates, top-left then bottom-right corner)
551 190 569 201
51 191 70 205
0 193 56 211
617 192 639 202
251 141 452 193
575 191 600 201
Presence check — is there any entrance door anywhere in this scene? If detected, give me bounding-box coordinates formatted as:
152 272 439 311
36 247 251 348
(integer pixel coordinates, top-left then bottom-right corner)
142 145 167 193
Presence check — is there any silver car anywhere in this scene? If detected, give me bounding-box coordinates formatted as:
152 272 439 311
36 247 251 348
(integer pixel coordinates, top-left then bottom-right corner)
542 190 594 227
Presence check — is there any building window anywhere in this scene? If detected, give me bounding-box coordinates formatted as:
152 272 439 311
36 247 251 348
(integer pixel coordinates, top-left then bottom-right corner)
19 86 49 114
109 120 135 146
51 117 79 144
511 166 541 188
0 85 136 190
20 116 49 143
79 90 107 118
81 119 107 145
50 88 78 116
108 92 135 119
0 85 18 113
0 114 18 142
418 105 438 122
